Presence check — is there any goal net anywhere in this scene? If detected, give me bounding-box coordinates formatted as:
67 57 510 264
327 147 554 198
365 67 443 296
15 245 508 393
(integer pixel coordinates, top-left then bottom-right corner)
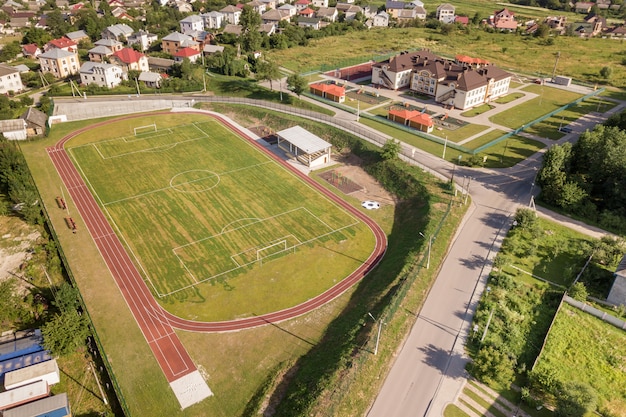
134 123 157 136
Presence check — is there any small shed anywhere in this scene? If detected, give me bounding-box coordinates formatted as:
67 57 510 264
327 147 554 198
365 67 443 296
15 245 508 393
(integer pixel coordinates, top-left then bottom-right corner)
276 125 332 168
0 119 27 140
4 358 59 390
388 108 434 133
607 254 626 306
309 82 346 103
20 107 48 137
3 392 69 417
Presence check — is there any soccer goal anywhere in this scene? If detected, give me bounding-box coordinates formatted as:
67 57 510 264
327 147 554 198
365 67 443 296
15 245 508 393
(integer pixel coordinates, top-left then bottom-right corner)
256 239 292 266
134 123 157 136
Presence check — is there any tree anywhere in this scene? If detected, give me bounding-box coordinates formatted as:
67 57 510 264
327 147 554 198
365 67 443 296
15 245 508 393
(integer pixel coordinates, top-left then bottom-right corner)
255 59 281 90
600 66 612 79
42 310 90 356
555 382 597 417
471 345 516 388
0 41 21 62
240 5 262 53
537 142 572 206
286 73 306 97
534 23 550 38
53 282 80 313
568 282 588 301
381 139 401 160
514 208 538 231
22 27 52 46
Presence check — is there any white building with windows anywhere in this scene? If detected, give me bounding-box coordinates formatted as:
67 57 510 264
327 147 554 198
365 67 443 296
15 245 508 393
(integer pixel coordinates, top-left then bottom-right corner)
0 64 23 94
79 62 126 88
436 3 455 23
180 15 205 34
201 11 225 29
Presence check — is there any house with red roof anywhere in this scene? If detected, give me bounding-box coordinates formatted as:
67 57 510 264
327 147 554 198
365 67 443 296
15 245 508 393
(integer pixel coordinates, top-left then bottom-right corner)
110 47 149 72
44 38 77 53
22 43 41 58
490 8 517 31
309 82 346 103
174 47 202 63
294 0 311 11
388 108 434 133
299 7 315 17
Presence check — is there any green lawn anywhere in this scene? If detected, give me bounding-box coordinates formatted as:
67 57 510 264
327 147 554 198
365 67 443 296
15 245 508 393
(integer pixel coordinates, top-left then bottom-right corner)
461 103 494 117
533 303 626 416
462 129 507 150
481 135 545 169
494 92 525 104
67 115 374 321
489 85 584 129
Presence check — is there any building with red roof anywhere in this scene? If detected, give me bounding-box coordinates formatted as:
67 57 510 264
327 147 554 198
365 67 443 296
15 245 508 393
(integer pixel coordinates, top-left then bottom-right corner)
299 7 315 17
22 44 41 58
45 38 77 53
388 108 434 133
309 82 346 103
173 47 202 63
110 47 149 72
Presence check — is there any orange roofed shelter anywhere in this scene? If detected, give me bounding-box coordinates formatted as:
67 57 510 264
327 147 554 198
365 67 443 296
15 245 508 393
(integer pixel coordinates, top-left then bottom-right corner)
388 108 434 133
309 83 346 103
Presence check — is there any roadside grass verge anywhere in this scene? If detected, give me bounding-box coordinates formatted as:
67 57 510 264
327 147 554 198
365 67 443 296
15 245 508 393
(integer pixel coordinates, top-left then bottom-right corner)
461 104 494 117
489 86 583 129
494 92 525 104
532 303 626 416
481 135 545 169
444 404 469 417
461 129 507 150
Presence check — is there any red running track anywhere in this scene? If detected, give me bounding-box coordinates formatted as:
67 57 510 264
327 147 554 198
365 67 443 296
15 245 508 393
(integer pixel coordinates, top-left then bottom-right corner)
47 111 387 381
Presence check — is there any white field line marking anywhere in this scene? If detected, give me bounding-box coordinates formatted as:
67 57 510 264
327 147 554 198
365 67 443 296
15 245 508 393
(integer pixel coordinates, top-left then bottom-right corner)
69 148 162 296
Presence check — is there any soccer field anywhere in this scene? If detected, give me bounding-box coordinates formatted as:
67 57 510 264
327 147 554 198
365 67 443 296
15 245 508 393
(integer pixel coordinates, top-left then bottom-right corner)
67 115 375 321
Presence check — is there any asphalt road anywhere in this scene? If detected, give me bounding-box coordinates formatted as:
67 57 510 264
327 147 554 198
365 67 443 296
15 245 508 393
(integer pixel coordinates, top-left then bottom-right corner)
366 103 622 417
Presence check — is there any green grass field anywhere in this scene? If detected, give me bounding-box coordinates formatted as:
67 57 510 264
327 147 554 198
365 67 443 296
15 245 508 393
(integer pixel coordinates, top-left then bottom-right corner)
66 117 374 321
533 303 626 416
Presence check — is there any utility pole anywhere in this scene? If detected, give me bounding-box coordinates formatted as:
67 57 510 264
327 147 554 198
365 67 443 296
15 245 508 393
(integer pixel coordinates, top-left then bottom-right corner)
551 51 561 81
442 135 448 160
367 312 382 355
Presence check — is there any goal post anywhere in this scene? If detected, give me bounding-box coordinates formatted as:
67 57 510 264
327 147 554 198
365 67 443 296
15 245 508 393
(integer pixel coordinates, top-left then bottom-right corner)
134 123 157 136
256 239 288 266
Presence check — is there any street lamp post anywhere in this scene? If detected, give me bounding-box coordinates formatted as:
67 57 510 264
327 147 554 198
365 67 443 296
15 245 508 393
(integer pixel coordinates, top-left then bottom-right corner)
368 312 382 355
419 232 432 269
442 135 448 160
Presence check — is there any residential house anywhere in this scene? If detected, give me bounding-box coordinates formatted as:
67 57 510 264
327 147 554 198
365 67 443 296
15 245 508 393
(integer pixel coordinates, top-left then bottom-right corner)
39 48 80 78
574 1 594 13
260 0 277 10
161 32 199 55
336 3 362 20
316 7 338 22
8 11 35 29
79 61 126 88
277 4 297 18
371 11 389 27
138 71 163 88
0 63 23 94
384 0 405 18
309 82 346 102
65 29 89 44
490 8 517 31
311 0 328 7
0 119 27 140
180 15 205 34
203 44 225 55
101 23 134 41
294 0 311 11
171 0 193 13
298 16 321 29
110 47 149 72
545 16 567 33
174 47 202 63
607 254 626 306
223 24 243 35
299 7 315 17
260 23 276 34
201 11 225 29
147 57 175 72
45 37 78 53
596 0 611 9
436 3 455 23
261 8 290 24
127 30 158 51
21 43 41 58
454 16 469 25
220 5 242 24
20 108 47 137
397 7 422 22
606 25 626 38
94 38 123 53
247 0 267 14
387 108 434 133
13 64 30 73
88 45 114 62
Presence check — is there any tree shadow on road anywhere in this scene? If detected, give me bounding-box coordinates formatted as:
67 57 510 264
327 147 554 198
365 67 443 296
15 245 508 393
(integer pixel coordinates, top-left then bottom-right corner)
418 343 468 380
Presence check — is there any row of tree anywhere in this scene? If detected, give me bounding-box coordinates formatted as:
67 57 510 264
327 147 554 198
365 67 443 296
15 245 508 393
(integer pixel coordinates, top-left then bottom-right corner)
537 115 626 234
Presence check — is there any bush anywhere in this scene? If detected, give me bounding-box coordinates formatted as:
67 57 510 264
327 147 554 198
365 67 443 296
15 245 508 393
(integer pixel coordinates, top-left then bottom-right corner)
568 281 588 301
470 345 516 389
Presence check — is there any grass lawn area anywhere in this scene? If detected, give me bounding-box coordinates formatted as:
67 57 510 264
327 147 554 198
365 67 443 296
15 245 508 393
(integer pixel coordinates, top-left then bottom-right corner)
266 27 626 87
461 103 494 117
533 303 626 416
65 114 374 321
461 129 507 150
494 92 525 104
430 123 491 143
489 85 584 129
481 136 545 169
